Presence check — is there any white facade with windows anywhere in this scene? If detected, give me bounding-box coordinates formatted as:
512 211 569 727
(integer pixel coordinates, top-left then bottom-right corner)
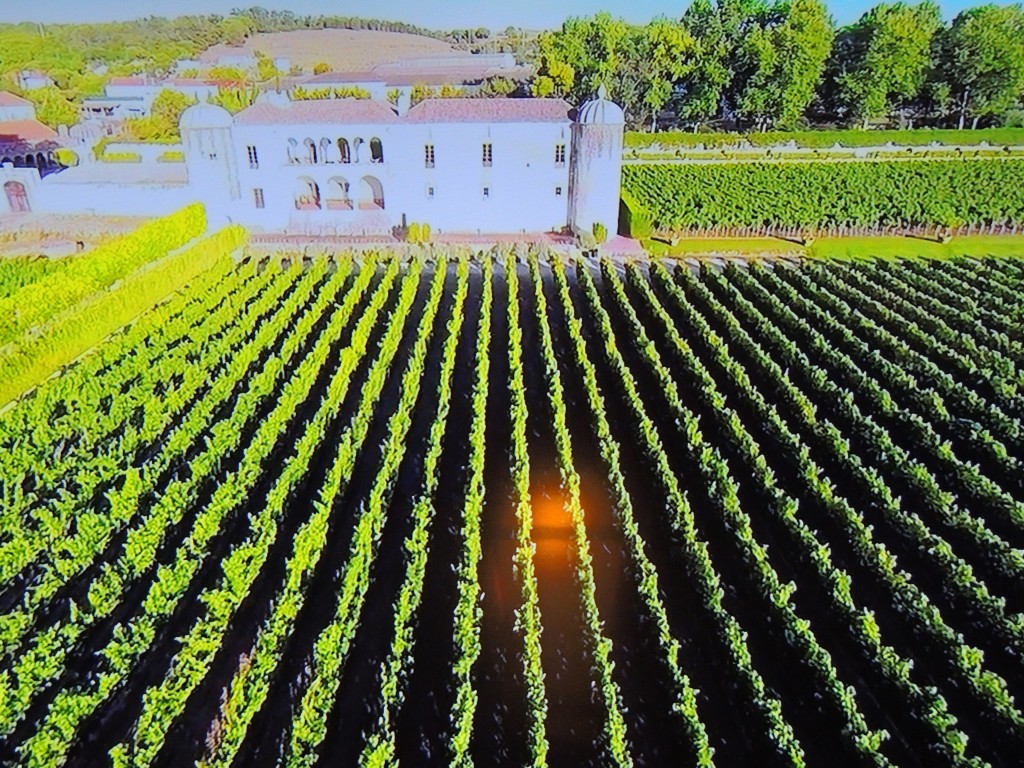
1 91 624 236
183 92 623 235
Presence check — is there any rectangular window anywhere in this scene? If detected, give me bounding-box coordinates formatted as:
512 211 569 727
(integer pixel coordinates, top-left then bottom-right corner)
426 186 435 199
424 144 435 168
482 142 492 167
555 143 565 166
246 145 259 169
482 186 490 199
253 188 265 209
555 186 562 196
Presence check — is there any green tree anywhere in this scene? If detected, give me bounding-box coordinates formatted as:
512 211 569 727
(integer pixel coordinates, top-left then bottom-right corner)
831 2 943 126
212 86 260 113
676 0 774 125
939 4 1024 128
737 0 834 129
219 16 254 47
531 13 629 102
254 51 279 82
24 86 78 129
638 19 698 130
152 89 194 130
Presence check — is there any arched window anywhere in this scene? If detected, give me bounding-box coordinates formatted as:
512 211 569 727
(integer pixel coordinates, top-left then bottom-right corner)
36 153 46 170
325 177 352 210
320 137 333 163
4 181 29 213
25 155 35 168
358 175 384 210
303 138 317 164
294 176 321 210
352 137 364 164
287 138 299 164
338 138 350 164
370 137 384 163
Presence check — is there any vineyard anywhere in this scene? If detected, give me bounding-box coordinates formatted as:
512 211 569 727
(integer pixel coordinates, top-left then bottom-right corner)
622 159 1024 233
0 249 1023 767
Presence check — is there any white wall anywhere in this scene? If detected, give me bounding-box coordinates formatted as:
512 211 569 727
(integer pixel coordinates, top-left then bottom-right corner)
37 181 194 216
0 166 41 213
227 119 571 234
0 103 36 122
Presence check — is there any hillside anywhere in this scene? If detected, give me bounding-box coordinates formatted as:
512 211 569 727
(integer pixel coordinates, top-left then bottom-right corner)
201 29 469 73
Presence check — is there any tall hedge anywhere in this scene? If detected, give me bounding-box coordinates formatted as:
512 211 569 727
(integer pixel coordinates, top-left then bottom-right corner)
0 204 206 345
622 159 1024 230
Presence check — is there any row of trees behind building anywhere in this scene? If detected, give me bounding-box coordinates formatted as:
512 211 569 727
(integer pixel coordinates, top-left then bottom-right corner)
531 2 1024 131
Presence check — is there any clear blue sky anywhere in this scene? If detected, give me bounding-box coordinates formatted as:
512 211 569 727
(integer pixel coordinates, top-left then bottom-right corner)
0 0 1011 30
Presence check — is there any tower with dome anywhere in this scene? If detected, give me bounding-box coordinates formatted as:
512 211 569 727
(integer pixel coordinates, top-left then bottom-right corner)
568 84 626 238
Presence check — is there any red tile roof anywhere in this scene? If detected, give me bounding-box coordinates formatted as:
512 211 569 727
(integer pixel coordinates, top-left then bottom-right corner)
404 98 570 123
170 78 220 87
0 92 31 107
0 120 59 142
235 99 400 126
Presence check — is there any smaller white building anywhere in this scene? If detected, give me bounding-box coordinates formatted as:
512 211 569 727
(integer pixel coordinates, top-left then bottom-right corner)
17 71 54 91
80 77 225 123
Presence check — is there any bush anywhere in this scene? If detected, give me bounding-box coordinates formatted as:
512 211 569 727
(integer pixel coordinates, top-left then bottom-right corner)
624 126 1024 150
53 148 78 167
405 222 431 244
619 191 654 238
592 221 607 243
98 152 142 163
157 151 184 163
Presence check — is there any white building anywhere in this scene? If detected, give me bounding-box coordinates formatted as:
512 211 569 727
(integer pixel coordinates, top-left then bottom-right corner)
2 91 624 239
17 70 54 91
80 77 225 123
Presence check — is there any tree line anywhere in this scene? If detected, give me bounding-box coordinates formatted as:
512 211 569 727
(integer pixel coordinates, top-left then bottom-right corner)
531 1 1024 132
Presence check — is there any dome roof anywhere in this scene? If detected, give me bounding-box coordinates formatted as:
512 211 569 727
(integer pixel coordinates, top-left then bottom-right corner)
576 84 624 125
179 103 233 131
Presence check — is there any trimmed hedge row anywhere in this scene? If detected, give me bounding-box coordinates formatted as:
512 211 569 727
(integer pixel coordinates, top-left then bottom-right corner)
622 159 1024 230
624 127 1024 150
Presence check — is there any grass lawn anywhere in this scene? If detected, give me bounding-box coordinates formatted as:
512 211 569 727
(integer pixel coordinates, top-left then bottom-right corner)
808 234 1024 260
642 236 803 257
642 233 1024 261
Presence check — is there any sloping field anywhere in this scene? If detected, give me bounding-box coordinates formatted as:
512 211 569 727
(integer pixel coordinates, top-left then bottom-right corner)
201 29 467 72
1 250 1023 768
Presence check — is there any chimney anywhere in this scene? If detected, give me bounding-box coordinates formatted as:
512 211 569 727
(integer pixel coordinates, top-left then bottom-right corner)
396 89 411 117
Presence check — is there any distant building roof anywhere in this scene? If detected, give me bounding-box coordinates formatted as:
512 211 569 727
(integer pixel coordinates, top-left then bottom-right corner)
82 96 149 103
403 98 571 124
169 78 221 87
302 71 383 86
0 120 59 142
0 92 31 107
382 73 478 87
236 99 401 126
108 77 151 86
